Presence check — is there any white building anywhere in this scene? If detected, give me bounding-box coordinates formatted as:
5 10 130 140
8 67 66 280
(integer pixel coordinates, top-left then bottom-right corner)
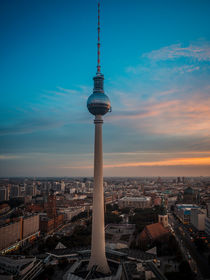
59 207 85 221
61 181 65 192
69 188 76 194
175 204 199 224
118 196 151 209
190 208 206 231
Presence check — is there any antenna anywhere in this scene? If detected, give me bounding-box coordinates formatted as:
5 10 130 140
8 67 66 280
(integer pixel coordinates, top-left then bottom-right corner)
97 2 101 73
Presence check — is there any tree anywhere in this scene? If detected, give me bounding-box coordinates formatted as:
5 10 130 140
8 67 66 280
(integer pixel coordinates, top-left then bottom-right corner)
45 236 59 250
105 212 122 224
60 225 91 248
120 207 130 214
179 261 191 274
129 208 158 232
170 205 175 212
194 238 207 252
71 211 90 222
106 203 119 212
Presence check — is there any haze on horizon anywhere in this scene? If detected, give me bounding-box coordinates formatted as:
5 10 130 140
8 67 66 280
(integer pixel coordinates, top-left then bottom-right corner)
1 0 210 177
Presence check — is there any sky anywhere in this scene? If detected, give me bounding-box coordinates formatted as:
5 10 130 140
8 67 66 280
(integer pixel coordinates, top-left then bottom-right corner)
1 0 210 177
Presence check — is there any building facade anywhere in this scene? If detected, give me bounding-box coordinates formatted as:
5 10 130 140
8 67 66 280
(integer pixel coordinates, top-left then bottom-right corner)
190 208 206 231
0 214 40 253
205 217 210 236
118 196 151 209
0 187 9 201
175 204 199 224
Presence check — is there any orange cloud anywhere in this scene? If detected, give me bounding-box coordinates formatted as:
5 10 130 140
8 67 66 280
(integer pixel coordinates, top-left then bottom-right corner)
109 91 210 137
104 157 210 168
63 156 210 169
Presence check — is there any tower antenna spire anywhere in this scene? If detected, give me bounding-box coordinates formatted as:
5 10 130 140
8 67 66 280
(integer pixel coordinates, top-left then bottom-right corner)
97 1 101 73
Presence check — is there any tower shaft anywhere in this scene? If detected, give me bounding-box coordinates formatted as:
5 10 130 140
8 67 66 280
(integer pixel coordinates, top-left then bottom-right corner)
88 115 110 273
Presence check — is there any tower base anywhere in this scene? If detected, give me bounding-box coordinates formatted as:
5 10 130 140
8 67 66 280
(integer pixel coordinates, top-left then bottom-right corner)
88 254 111 274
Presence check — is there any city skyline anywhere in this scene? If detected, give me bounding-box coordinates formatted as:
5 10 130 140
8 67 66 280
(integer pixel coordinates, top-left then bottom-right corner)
1 0 210 177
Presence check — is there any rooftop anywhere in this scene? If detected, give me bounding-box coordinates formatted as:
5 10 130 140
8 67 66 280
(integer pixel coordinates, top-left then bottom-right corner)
139 223 169 242
120 196 151 201
0 256 35 267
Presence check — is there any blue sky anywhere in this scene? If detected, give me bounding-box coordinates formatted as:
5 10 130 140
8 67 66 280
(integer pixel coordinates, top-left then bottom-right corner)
1 0 210 176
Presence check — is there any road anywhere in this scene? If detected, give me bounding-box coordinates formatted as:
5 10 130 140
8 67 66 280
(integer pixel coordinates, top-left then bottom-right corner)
169 213 210 280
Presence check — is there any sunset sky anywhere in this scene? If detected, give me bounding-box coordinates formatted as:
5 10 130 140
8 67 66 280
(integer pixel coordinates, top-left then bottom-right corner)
1 0 210 177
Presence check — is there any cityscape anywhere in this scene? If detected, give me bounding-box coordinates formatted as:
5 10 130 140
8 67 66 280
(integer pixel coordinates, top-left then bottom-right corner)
1 0 210 280
0 177 210 279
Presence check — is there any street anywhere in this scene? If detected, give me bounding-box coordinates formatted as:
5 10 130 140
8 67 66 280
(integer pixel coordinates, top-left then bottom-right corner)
169 213 210 280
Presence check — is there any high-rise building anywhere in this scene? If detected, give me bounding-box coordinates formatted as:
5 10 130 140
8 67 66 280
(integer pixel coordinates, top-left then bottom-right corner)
61 181 65 192
46 190 57 220
190 208 206 231
0 214 40 254
10 185 20 198
0 187 9 201
86 2 111 274
26 185 37 196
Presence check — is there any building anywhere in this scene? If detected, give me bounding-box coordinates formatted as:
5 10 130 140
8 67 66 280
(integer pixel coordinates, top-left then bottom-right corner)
0 220 21 252
9 185 21 198
59 207 85 222
0 256 36 278
46 190 57 219
190 208 206 231
207 203 210 217
39 214 64 234
158 207 168 228
26 185 37 196
61 181 65 192
158 214 168 228
175 204 199 224
0 187 9 201
0 214 40 254
48 247 167 280
0 203 10 215
118 196 151 209
39 190 64 234
205 217 210 236
23 214 39 239
154 197 161 206
137 223 170 249
183 187 200 204
104 194 114 204
158 197 168 228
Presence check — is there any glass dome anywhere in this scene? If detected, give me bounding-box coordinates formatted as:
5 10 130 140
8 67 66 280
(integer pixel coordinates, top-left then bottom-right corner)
87 92 111 116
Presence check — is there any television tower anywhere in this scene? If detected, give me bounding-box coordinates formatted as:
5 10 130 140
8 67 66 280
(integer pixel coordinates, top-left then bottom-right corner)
87 1 111 274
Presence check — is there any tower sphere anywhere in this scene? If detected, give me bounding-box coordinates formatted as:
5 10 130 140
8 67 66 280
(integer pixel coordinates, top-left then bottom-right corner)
87 92 111 116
